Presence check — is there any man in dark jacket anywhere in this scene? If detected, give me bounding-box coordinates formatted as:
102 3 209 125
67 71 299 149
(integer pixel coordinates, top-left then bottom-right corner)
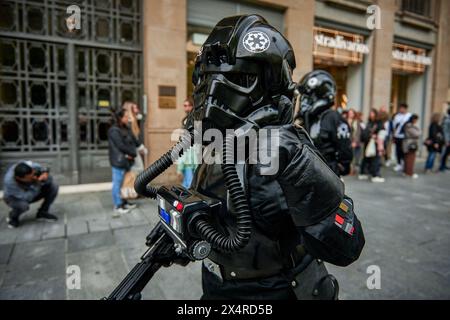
3 161 58 228
108 108 140 214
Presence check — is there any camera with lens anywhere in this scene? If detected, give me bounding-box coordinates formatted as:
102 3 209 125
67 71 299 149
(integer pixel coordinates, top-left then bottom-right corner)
34 167 49 177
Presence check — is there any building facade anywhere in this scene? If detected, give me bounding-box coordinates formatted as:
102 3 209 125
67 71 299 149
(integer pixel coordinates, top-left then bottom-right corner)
1 0 449 186
144 0 450 185
0 0 143 186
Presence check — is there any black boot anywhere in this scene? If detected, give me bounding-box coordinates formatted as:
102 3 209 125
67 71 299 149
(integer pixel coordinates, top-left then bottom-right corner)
36 211 58 222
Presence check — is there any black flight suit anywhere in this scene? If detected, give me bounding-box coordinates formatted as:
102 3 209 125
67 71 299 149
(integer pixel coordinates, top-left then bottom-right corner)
191 102 344 300
308 109 346 176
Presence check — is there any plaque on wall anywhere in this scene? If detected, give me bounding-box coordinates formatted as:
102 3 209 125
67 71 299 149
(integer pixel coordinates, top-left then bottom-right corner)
98 100 110 108
158 85 177 109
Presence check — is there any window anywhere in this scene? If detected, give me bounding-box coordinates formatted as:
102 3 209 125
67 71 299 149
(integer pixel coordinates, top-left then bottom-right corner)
188 0 284 33
402 0 431 17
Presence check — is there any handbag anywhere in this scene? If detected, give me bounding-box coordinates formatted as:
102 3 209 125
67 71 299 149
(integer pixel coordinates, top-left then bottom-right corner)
130 149 145 174
408 142 418 152
423 139 432 147
364 137 377 158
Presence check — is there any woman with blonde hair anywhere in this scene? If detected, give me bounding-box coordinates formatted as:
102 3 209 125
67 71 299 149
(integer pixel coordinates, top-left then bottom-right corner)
122 101 141 138
118 102 148 208
122 101 148 174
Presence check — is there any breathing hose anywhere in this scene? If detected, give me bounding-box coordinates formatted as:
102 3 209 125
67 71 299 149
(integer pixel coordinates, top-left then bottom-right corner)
134 130 252 252
194 133 252 252
134 131 193 199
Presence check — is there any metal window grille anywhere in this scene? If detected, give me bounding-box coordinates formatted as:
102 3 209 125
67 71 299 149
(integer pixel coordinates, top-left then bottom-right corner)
0 0 143 185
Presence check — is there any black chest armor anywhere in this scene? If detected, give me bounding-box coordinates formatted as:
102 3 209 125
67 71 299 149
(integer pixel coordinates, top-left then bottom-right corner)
190 124 344 277
191 157 300 276
309 109 339 162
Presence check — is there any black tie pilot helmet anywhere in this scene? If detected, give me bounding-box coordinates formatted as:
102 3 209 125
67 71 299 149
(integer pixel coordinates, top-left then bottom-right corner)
297 70 336 119
191 14 296 131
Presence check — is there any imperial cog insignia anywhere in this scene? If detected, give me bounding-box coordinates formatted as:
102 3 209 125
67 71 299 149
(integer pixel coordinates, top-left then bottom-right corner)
307 77 319 88
243 31 270 53
337 123 350 139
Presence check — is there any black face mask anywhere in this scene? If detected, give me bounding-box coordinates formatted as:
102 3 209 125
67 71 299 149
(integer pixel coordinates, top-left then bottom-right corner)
299 95 314 118
192 72 265 131
298 81 335 120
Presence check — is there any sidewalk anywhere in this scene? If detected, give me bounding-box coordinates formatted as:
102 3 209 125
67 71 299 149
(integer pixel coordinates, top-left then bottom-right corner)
0 162 449 299
0 192 203 299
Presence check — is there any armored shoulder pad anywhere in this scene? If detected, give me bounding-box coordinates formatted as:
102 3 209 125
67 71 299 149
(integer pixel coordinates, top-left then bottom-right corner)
276 125 345 226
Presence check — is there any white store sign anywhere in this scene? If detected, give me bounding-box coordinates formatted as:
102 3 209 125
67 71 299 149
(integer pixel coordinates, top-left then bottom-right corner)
314 34 370 55
392 49 432 66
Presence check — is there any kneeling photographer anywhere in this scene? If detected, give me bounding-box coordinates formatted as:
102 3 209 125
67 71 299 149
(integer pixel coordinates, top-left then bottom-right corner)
3 161 59 228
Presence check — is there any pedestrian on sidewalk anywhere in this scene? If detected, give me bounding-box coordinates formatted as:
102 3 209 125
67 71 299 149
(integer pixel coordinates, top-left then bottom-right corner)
392 103 411 172
440 107 450 172
347 108 363 175
181 98 194 129
121 101 148 207
108 108 140 215
177 98 197 188
359 109 386 183
402 114 421 179
378 106 393 166
3 161 59 228
424 113 444 173
177 147 198 188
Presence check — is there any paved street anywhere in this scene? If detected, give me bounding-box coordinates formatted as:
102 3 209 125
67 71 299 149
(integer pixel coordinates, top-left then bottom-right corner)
0 161 449 300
